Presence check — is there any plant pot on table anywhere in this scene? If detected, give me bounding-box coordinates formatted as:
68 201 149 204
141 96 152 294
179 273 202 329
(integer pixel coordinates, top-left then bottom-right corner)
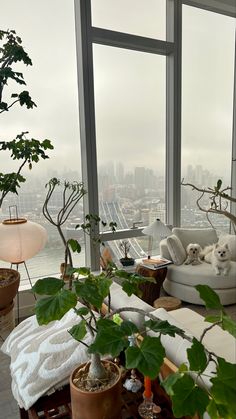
70 359 122 419
0 268 20 310
119 257 135 267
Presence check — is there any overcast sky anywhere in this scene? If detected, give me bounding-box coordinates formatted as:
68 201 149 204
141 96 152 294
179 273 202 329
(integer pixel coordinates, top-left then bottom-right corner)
0 0 235 183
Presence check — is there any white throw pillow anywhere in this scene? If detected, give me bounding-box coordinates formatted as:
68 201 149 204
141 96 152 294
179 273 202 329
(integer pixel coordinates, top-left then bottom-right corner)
172 228 218 250
218 234 236 261
166 235 186 265
1 305 93 410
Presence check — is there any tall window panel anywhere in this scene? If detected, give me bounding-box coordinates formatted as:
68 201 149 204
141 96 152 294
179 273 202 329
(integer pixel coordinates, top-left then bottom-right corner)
181 5 235 231
91 0 166 40
93 44 166 257
0 0 84 284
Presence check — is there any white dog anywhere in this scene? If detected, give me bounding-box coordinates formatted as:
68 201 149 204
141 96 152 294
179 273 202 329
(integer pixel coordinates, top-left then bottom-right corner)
184 243 202 265
202 243 231 276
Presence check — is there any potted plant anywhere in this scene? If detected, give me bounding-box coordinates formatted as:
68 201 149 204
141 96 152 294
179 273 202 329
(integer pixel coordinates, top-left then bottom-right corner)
119 240 135 266
32 238 236 419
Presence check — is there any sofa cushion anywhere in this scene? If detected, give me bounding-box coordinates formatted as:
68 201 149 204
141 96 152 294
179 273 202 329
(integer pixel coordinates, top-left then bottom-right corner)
166 261 236 288
172 228 218 250
1 304 93 410
166 235 186 265
218 234 236 261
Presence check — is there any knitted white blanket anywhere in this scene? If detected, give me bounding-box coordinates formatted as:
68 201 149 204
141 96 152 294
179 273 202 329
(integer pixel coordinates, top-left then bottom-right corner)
1 306 93 410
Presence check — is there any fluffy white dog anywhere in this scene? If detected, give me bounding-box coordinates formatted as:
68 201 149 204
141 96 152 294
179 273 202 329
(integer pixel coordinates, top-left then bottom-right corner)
184 243 202 265
202 243 231 276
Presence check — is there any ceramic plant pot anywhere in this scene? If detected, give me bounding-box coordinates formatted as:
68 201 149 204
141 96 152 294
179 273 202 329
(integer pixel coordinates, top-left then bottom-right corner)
0 268 20 310
70 360 122 419
120 257 135 267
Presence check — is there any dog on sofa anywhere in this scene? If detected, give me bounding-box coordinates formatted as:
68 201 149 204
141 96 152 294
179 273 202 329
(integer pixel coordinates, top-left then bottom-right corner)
184 243 202 265
201 243 231 276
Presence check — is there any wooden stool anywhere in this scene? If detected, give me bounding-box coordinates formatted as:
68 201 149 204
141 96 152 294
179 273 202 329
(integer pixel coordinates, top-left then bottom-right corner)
135 265 167 306
153 296 182 311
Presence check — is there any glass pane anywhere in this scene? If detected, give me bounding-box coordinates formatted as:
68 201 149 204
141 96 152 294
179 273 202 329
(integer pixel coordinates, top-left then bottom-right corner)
93 45 166 258
91 0 166 40
181 6 235 231
0 0 84 284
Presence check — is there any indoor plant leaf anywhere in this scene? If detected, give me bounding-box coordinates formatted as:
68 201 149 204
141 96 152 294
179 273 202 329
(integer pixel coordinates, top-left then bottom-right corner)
75 280 104 309
125 336 165 379
171 374 209 417
32 277 64 295
195 284 223 310
145 319 185 337
69 320 87 342
35 289 77 324
89 319 129 357
187 337 207 373
221 313 236 338
210 357 236 418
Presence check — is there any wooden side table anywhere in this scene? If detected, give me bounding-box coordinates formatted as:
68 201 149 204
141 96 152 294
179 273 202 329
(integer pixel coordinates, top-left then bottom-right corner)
135 265 167 306
153 296 182 311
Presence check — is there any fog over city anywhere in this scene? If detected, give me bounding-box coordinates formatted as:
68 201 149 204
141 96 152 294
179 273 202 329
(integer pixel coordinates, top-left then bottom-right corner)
1 0 235 183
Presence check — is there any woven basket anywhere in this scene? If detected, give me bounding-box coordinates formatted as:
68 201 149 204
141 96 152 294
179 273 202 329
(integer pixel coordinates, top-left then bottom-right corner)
0 301 15 340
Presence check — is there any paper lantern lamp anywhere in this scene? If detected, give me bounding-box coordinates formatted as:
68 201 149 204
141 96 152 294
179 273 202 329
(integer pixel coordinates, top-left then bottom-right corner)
0 218 47 264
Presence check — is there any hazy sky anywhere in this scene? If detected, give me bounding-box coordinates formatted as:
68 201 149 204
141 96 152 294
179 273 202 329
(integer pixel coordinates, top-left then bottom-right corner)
0 0 235 183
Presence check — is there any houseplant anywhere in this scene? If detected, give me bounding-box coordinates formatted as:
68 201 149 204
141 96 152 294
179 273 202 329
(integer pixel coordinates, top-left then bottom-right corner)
119 240 135 266
32 244 236 418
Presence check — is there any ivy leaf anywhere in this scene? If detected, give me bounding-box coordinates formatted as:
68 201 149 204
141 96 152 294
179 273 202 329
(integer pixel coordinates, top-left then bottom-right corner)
35 290 77 325
74 307 89 316
195 285 223 310
207 399 224 419
221 314 236 338
210 357 236 418
122 280 140 296
187 338 207 373
171 375 209 417
125 336 165 379
120 320 139 336
75 281 104 309
69 320 87 342
145 319 185 337
32 278 64 295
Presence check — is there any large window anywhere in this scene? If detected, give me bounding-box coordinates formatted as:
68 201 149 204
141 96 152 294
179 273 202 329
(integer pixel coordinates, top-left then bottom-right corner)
181 5 235 230
0 0 84 285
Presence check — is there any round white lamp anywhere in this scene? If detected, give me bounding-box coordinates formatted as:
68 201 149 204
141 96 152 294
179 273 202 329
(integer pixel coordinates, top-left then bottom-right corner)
0 218 47 264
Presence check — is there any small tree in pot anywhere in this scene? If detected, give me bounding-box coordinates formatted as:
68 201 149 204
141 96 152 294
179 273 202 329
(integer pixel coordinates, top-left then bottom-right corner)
119 240 135 266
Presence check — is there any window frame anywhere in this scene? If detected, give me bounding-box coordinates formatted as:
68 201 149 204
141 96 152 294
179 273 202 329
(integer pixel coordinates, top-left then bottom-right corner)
74 0 236 269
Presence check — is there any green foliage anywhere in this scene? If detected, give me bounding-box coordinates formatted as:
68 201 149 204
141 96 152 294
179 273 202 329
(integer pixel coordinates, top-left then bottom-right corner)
0 29 34 112
32 251 236 418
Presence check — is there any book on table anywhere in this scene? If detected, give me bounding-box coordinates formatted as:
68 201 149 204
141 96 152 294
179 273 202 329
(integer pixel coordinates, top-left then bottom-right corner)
140 257 172 270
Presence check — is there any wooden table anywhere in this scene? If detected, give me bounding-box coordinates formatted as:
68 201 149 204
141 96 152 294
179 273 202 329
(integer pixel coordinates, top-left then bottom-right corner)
135 265 167 305
19 375 177 419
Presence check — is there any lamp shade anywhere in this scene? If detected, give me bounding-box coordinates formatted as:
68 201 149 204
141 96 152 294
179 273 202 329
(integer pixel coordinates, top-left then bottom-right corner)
0 218 47 264
142 218 171 242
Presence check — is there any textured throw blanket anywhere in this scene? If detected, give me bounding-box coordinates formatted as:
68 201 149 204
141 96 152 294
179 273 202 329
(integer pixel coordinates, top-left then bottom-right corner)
1 305 93 410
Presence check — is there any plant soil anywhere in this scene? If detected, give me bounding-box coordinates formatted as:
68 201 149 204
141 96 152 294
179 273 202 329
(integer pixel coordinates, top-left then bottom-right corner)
0 272 18 287
72 361 119 392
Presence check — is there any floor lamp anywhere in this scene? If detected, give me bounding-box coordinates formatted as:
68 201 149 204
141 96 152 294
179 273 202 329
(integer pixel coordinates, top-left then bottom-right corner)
0 214 47 322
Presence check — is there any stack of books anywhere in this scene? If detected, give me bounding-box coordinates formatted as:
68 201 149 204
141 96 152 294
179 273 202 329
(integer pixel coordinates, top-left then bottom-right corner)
140 257 172 270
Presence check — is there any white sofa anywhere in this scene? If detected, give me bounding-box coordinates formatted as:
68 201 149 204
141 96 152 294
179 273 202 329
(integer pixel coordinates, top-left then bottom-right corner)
160 228 236 305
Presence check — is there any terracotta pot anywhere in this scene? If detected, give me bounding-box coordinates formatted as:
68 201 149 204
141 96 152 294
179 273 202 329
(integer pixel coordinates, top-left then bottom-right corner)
0 268 20 310
70 360 122 419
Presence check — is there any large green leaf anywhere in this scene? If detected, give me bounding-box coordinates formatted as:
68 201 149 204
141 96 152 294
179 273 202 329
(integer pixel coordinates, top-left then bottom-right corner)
145 319 185 337
207 399 224 419
125 336 165 379
122 280 140 297
89 319 128 357
195 285 223 310
210 357 236 418
162 372 182 396
120 320 139 336
75 281 103 309
171 374 209 417
35 289 77 325
97 277 112 299
187 338 207 373
69 320 87 342
222 313 236 338
32 278 64 295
